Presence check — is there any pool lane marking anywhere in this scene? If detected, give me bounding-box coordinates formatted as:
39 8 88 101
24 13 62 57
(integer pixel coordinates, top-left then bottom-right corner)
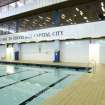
0 68 44 78
19 74 70 105
0 71 48 89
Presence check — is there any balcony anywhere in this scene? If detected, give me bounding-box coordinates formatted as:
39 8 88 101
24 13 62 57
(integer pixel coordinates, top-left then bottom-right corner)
0 0 67 19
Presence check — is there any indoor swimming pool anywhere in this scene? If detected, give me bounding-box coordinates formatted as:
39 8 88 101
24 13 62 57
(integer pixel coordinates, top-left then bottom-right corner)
0 64 87 105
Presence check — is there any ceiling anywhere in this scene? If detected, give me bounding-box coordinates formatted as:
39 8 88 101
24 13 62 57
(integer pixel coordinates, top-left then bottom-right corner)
0 0 102 23
0 0 19 7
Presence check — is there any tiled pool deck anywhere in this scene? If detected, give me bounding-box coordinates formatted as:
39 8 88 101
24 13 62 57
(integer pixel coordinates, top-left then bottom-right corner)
0 60 89 69
42 64 105 105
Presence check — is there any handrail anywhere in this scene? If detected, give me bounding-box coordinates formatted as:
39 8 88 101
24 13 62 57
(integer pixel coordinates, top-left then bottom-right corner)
88 60 96 73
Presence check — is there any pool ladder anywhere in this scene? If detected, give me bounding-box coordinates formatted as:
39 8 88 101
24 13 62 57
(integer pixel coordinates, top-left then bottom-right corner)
88 60 96 73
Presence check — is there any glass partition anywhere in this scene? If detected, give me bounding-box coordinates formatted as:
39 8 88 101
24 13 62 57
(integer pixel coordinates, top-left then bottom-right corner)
0 0 105 35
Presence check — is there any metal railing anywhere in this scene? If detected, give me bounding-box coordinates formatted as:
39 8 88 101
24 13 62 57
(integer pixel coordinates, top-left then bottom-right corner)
88 60 96 73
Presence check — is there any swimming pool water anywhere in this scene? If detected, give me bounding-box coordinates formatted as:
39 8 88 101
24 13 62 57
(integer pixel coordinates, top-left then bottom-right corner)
0 64 86 105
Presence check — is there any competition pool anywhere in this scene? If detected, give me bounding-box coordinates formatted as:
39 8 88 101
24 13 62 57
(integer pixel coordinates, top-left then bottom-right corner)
0 64 87 105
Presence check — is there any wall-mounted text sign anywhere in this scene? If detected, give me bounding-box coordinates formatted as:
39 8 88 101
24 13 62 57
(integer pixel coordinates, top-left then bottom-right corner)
0 30 63 44
0 21 105 44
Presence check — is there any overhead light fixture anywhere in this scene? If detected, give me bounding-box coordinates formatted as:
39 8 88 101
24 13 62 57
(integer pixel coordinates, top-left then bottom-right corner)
46 17 51 20
101 2 104 7
33 21 36 23
74 14 77 17
66 18 72 22
33 21 37 24
86 20 89 22
38 16 43 19
66 20 69 22
103 13 105 16
101 6 105 12
43 22 47 25
80 11 84 16
61 14 66 19
75 8 79 12
39 24 43 26
83 17 88 20
46 19 50 22
69 18 72 21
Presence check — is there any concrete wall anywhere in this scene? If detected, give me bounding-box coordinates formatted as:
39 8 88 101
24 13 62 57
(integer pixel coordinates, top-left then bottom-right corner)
20 42 55 61
16 40 105 64
94 40 105 64
99 44 105 64
61 40 89 63
19 40 90 63
1 40 105 64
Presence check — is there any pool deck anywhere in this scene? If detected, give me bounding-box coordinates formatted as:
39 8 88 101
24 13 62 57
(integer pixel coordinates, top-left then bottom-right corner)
42 64 105 105
0 60 90 69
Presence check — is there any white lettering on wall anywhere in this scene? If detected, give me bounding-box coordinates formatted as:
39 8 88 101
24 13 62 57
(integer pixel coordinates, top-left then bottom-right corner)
0 20 105 44
0 30 63 44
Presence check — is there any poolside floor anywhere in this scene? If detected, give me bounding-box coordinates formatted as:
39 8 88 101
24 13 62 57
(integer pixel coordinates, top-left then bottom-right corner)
0 60 89 69
42 64 105 105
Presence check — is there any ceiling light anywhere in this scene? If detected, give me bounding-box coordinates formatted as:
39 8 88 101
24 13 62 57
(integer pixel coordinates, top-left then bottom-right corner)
86 20 89 22
69 18 72 21
103 13 105 16
74 14 77 17
61 14 66 19
83 17 88 19
101 6 105 12
33 21 37 24
38 16 43 19
66 20 69 22
80 11 84 16
101 2 104 7
43 22 47 25
39 24 43 26
46 19 50 22
75 8 79 12
46 17 51 20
